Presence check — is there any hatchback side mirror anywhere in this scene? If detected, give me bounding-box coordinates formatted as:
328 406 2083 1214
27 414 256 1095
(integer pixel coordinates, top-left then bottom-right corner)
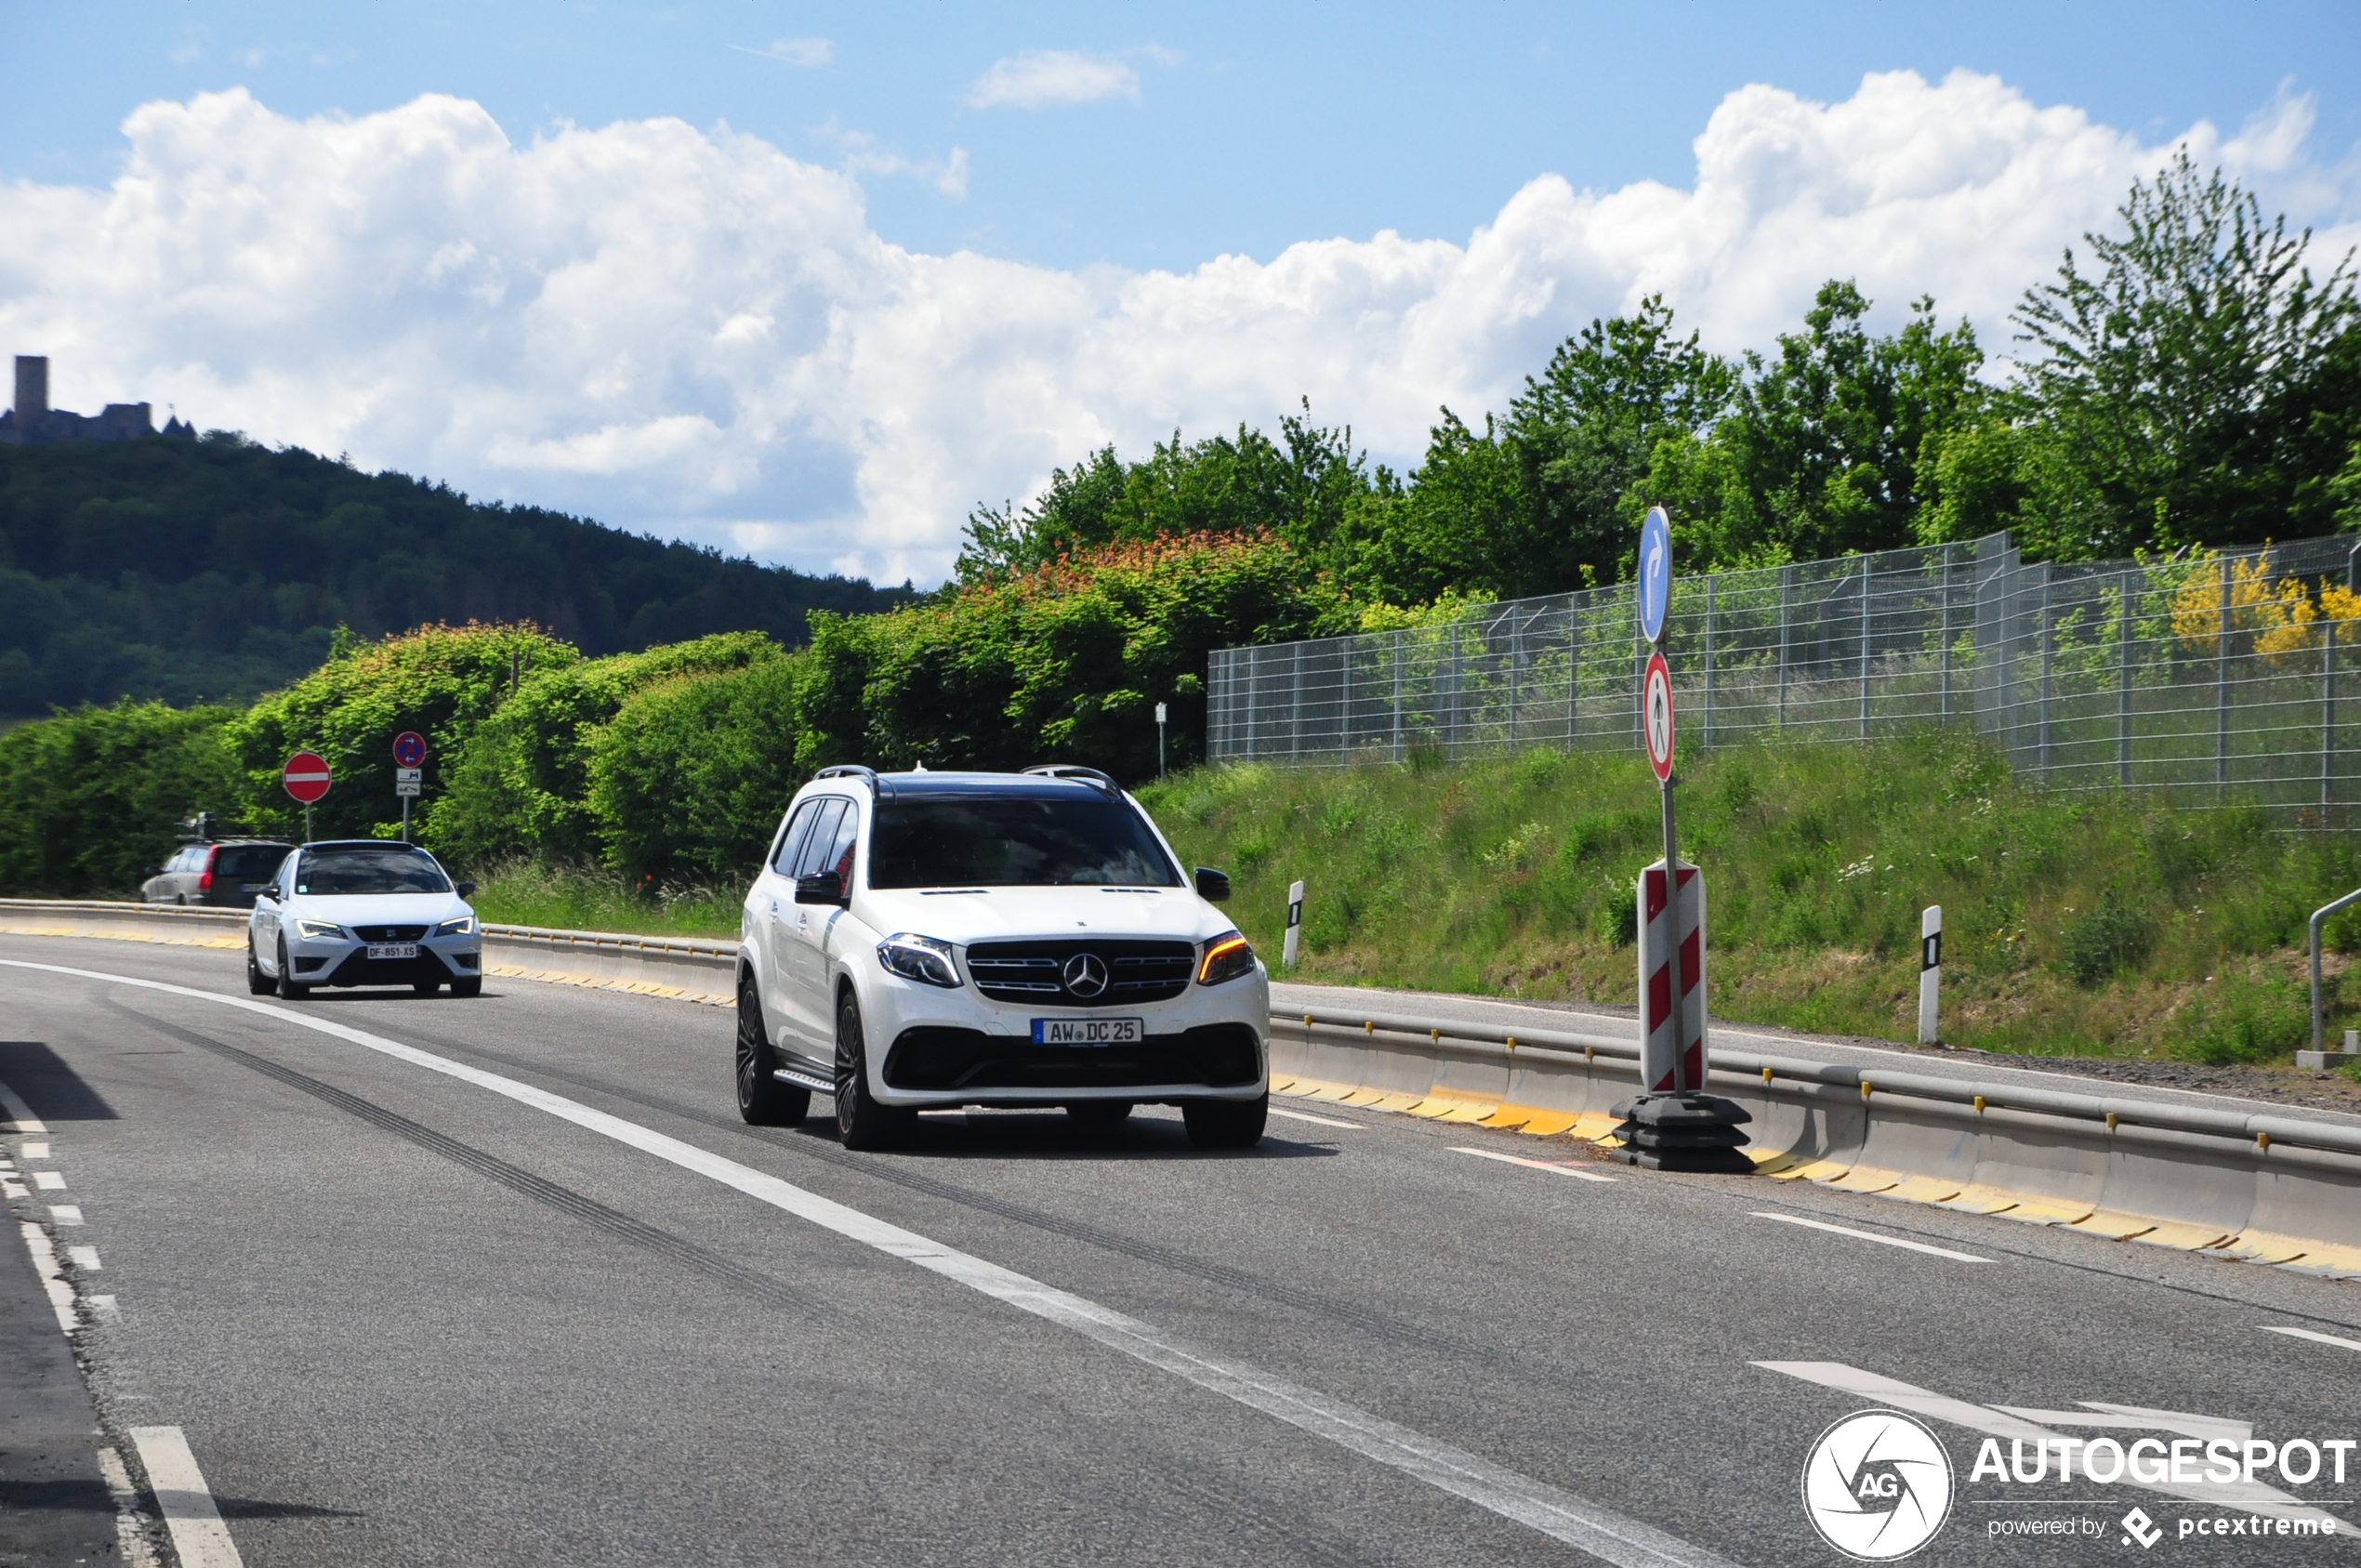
795 871 850 907
1194 866 1232 903
455 881 478 899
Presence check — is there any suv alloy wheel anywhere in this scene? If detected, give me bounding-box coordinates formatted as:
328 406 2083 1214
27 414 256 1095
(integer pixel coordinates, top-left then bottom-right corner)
735 980 809 1127
833 993 910 1151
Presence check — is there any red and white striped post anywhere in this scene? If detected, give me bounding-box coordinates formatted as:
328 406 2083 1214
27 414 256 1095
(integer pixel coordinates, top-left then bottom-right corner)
1638 860 1705 1091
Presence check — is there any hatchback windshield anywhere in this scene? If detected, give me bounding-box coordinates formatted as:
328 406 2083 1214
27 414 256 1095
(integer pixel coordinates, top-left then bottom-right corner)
869 798 1180 889
214 845 291 880
296 847 452 896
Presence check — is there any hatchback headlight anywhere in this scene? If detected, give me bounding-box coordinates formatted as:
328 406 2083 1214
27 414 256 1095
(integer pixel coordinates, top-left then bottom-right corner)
877 933 961 988
435 916 475 937
1197 930 1255 986
295 918 347 941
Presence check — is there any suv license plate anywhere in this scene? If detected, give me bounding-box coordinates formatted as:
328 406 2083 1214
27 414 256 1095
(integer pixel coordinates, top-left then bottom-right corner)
1033 1017 1142 1047
367 942 420 960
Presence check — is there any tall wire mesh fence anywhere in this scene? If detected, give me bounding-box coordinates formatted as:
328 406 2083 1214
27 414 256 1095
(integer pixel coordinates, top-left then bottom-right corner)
1206 530 2361 821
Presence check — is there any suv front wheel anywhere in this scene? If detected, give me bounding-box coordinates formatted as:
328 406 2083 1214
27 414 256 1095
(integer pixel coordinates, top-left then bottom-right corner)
1182 1093 1267 1150
834 993 911 1151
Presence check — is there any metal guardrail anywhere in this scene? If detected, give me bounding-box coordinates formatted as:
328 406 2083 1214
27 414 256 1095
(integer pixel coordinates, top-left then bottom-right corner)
1209 529 2361 821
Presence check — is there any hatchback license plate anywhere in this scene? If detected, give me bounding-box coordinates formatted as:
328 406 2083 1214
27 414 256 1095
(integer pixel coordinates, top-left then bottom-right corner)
367 942 419 960
1033 1016 1142 1046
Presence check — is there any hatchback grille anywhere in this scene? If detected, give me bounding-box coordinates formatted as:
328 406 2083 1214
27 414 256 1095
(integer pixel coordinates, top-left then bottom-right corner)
964 939 1194 1007
352 925 429 942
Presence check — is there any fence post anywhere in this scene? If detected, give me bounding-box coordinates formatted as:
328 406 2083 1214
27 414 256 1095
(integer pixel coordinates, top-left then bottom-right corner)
1340 637 1353 758
2216 555 2233 796
2038 575 2053 781
2326 619 2339 821
1858 556 1871 740
2117 568 2134 787
1447 621 1462 761
1245 651 1259 760
1391 631 1404 762
1777 566 1791 730
1291 643 1303 762
1510 609 1523 752
1568 609 1582 749
1703 575 1716 750
1939 545 1954 724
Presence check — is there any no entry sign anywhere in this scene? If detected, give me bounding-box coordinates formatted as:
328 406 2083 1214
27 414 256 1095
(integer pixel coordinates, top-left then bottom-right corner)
1642 651 1675 783
392 731 427 769
282 751 333 805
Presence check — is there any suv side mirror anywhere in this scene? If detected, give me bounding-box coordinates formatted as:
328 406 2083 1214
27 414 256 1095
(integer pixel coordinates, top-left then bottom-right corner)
1194 866 1232 903
454 881 478 899
795 871 850 907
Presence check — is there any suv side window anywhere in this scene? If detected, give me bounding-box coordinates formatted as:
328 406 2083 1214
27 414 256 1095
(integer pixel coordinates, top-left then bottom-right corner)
771 802 820 876
791 798 848 879
815 800 860 886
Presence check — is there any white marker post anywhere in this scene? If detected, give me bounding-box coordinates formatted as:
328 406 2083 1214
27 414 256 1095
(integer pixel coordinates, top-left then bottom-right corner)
1918 905 1943 1045
1283 879 1304 969
1155 702 1168 779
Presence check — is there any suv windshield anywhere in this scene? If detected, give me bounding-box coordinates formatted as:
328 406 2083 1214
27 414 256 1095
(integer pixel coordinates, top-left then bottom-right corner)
869 798 1180 889
296 847 452 896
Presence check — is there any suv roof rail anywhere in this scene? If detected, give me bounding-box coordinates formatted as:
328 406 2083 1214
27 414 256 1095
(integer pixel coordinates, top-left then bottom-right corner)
1022 764 1121 795
815 764 878 787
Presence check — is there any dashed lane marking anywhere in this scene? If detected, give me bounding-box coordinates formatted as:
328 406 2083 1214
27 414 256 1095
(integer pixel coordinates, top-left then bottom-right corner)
17 1220 76 1331
2 955 1748 1568
1450 1146 1617 1183
1267 1106 1360 1129
2262 1324 2361 1354
33 1169 66 1189
48 1204 84 1225
70 1245 100 1270
129 1426 245 1568
1752 1211 1989 1262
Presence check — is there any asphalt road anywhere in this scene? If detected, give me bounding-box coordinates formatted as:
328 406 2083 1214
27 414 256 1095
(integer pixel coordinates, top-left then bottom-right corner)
5 933 2361 1567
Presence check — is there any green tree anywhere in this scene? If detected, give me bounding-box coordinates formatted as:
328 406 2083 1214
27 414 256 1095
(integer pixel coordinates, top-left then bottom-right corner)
2011 153 2359 558
0 701 241 894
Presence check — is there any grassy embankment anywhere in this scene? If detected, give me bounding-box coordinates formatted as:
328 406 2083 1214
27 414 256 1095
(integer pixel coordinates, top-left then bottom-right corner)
1136 730 2361 1064
466 728 2361 1064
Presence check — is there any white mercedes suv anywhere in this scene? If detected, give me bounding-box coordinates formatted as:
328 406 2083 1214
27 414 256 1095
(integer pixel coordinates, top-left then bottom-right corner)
735 765 1268 1151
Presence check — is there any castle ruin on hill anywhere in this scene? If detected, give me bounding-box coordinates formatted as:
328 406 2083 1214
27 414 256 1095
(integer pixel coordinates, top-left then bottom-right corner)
0 356 196 445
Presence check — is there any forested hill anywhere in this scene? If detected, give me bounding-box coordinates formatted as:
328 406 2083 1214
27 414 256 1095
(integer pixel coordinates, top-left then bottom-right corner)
0 435 918 718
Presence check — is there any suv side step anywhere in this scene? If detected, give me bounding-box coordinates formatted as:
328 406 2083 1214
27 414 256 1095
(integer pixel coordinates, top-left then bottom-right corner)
772 1066 834 1093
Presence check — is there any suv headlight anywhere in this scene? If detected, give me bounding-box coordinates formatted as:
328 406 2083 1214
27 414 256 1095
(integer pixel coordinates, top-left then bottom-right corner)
1197 930 1255 986
435 916 475 937
877 933 961 989
295 918 347 941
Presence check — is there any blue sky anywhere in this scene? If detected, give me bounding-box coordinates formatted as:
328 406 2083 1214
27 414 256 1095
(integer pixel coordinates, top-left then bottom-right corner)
3 3 2357 584
9 1 2356 270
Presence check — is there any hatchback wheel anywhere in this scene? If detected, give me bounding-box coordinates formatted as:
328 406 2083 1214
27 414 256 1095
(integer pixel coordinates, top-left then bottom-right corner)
274 938 310 1000
245 941 274 996
735 981 809 1127
833 993 909 1151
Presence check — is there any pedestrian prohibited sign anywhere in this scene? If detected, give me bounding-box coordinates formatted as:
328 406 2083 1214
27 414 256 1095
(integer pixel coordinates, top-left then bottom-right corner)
1642 651 1675 782
392 731 428 769
282 751 333 804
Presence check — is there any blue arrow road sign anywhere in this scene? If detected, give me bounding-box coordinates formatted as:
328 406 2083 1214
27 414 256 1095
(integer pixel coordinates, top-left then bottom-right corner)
1638 507 1672 644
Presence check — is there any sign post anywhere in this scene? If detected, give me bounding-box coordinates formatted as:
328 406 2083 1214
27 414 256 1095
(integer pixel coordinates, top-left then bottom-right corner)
1612 507 1751 1172
393 731 427 843
282 751 332 843
1155 702 1167 780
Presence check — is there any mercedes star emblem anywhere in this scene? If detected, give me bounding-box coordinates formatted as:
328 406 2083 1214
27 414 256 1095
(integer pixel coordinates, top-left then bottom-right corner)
1062 953 1109 998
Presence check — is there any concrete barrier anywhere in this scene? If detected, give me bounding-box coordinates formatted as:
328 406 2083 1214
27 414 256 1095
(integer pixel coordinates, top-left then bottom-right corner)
8 900 2359 1274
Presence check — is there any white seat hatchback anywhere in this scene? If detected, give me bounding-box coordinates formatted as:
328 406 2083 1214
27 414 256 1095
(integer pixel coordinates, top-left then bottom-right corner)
247 840 484 999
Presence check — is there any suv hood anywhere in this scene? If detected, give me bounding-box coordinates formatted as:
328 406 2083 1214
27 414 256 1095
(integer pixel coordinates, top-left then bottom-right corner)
856 887 1229 946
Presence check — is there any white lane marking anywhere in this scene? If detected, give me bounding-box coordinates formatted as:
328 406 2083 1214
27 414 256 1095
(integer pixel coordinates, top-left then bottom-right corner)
22 1141 52 1158
97 1445 164 1568
18 1219 77 1331
3 956 1744 1568
33 1169 66 1189
1268 1106 1359 1128
0 1078 46 1135
1451 1146 1617 1182
91 1293 121 1324
70 1244 101 1270
48 1204 84 1225
1753 1362 2349 1527
2262 1324 2361 1354
1751 1211 1987 1261
1 1179 24 1199
129 1426 245 1568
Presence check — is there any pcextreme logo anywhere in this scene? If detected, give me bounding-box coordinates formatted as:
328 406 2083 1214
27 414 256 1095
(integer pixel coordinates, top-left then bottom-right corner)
1801 1409 1956 1561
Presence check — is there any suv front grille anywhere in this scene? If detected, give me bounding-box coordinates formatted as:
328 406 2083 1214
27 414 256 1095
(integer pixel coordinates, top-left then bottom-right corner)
353 925 429 942
965 939 1194 1007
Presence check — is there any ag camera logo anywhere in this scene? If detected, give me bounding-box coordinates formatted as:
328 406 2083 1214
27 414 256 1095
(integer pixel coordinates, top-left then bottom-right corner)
1801 1409 1954 1560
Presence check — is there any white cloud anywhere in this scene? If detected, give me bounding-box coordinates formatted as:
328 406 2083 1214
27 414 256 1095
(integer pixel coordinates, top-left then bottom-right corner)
966 50 1140 110
730 38 832 68
2 72 2353 589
